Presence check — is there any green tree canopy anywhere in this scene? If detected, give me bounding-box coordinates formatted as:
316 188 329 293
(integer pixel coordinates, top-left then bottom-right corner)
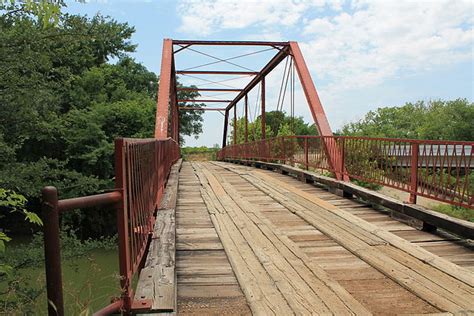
229 110 318 144
0 7 205 237
340 99 473 141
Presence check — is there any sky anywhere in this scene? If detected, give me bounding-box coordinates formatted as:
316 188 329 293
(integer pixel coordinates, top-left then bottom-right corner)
65 0 473 147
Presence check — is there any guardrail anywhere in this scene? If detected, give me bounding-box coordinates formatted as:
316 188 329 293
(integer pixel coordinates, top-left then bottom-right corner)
41 137 180 316
218 136 473 209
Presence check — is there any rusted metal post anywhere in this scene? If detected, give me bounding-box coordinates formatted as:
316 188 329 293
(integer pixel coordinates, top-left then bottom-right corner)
304 137 309 170
261 77 266 140
233 104 237 145
222 109 229 148
155 39 173 138
409 142 419 204
339 138 346 180
115 138 132 312
244 94 248 143
42 186 64 316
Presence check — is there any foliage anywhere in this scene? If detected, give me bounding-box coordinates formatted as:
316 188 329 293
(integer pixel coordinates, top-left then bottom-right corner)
229 111 317 145
0 8 204 238
181 145 220 161
0 189 42 275
432 204 474 222
340 99 474 141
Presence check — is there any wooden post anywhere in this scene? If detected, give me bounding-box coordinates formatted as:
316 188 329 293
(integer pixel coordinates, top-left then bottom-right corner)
409 143 419 204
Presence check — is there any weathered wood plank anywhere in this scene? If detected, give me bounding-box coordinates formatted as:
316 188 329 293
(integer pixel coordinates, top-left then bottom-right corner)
134 159 181 313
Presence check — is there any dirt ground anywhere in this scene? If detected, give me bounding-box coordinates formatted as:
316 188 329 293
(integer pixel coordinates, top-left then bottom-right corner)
378 186 446 209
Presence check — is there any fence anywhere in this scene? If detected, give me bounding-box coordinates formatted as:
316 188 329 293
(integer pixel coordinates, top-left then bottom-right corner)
41 137 180 316
218 135 473 209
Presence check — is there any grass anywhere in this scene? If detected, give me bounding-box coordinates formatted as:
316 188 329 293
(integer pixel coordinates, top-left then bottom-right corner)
432 204 474 222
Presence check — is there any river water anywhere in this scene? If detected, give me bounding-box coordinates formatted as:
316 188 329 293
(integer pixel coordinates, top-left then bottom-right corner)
1 243 120 314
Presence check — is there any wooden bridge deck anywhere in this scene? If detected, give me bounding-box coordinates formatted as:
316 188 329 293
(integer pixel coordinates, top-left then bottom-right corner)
145 161 474 315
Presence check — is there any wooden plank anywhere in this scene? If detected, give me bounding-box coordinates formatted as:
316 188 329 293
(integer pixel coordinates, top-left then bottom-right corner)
222 159 474 240
134 159 181 313
240 168 474 312
196 172 294 314
221 161 474 288
201 164 371 315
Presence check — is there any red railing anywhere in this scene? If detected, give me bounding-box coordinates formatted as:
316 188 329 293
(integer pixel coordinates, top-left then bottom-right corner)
218 135 473 209
41 137 180 316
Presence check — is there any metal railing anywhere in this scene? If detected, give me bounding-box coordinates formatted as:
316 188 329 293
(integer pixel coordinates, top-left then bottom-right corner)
41 137 180 316
218 135 473 209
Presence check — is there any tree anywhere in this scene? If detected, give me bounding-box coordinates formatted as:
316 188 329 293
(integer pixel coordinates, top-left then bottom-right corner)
228 111 318 144
0 8 205 238
340 99 473 141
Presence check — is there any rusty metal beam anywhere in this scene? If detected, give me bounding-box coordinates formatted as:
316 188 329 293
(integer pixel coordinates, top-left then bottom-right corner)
155 39 173 138
261 78 266 139
244 94 248 143
177 88 242 92
289 41 345 179
289 42 333 137
178 99 232 103
177 70 258 75
222 110 229 148
178 107 226 111
173 40 289 46
225 46 290 111
233 104 237 145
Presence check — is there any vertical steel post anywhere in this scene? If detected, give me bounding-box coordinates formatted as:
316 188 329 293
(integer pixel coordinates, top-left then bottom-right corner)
261 78 266 140
42 186 64 316
155 39 173 139
115 138 132 312
336 137 349 181
304 137 309 170
244 94 248 143
409 142 419 204
222 109 229 148
233 104 237 145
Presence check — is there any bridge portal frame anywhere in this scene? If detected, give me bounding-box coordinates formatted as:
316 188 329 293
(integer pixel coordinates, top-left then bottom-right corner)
154 39 346 179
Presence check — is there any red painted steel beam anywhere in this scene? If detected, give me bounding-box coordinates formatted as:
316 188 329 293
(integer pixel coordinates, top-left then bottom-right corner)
289 41 347 180
177 88 242 92
244 94 248 143
178 107 226 111
222 109 229 148
173 40 289 46
176 70 258 75
233 104 237 145
114 138 132 312
261 77 266 139
178 99 232 103
225 46 290 111
289 42 332 137
57 191 121 212
155 39 173 139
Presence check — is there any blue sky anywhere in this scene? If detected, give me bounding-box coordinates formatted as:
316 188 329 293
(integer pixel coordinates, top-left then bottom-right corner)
65 0 473 146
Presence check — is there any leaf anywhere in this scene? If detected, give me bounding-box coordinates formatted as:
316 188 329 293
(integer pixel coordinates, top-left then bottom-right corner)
0 263 13 276
24 211 43 226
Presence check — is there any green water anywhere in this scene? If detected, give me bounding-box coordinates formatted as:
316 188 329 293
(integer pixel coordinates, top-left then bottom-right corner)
1 243 119 315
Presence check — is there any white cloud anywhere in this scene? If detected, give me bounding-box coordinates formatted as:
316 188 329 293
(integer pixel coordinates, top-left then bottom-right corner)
176 0 473 93
176 0 335 36
301 0 473 92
